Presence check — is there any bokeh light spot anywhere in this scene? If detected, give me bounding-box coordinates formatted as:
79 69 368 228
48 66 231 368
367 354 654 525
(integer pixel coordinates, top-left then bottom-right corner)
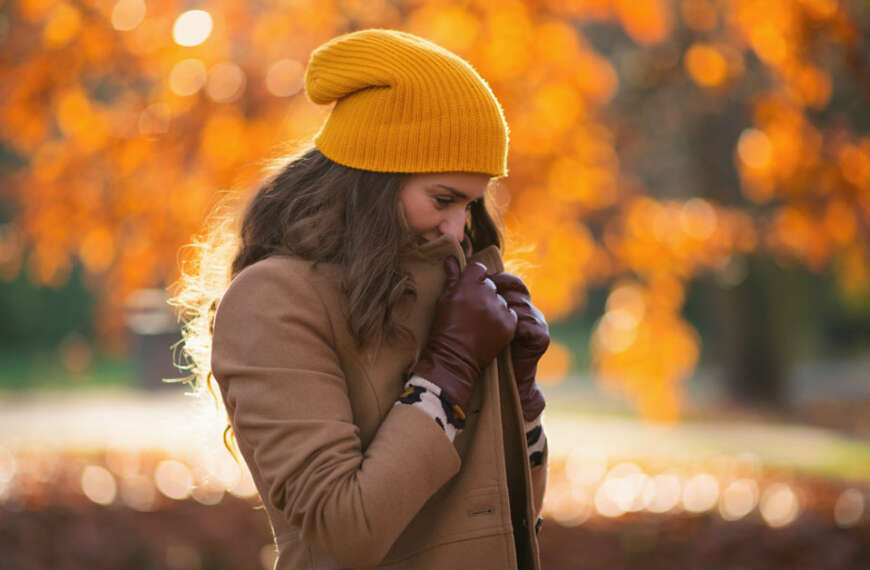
81 465 117 505
760 483 800 527
833 488 864 528
111 0 146 32
682 473 719 512
155 459 194 500
738 128 772 170
719 478 759 520
173 10 213 47
206 62 246 103
266 59 304 97
169 59 208 97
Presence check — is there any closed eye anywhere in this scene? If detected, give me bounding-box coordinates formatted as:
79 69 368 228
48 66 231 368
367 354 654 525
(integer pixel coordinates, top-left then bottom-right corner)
434 196 483 210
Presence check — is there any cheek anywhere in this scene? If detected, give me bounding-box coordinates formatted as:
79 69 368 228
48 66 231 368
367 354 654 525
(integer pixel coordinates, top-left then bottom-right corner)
401 194 437 231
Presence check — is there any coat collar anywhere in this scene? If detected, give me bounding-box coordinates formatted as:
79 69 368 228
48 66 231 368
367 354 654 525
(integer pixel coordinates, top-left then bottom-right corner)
400 233 505 275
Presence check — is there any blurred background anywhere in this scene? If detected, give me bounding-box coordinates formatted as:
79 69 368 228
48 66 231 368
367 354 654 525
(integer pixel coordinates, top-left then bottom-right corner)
1 0 869 568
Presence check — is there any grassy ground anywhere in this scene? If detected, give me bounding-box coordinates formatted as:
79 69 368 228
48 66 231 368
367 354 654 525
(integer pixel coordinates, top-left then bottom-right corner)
0 348 135 391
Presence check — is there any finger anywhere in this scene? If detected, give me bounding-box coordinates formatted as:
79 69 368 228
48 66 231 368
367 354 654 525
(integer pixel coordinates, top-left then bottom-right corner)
463 261 488 281
489 271 530 296
482 277 498 294
507 307 518 328
443 256 461 289
499 289 528 307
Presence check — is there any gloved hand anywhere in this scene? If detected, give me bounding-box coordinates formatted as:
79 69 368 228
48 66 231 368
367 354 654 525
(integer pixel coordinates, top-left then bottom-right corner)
489 271 549 421
413 256 518 415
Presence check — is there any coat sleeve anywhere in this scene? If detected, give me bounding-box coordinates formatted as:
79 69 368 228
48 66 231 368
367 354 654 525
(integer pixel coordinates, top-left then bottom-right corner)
525 414 549 523
210 258 462 568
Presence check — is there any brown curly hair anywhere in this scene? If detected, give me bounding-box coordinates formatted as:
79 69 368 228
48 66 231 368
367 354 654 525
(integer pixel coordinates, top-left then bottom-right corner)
166 141 506 464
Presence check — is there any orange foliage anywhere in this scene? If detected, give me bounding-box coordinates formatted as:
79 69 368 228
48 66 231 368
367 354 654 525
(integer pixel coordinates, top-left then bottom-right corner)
0 0 866 422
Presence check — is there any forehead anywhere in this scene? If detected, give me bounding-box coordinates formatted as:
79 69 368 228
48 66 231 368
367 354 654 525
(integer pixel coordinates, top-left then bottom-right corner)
406 171 491 196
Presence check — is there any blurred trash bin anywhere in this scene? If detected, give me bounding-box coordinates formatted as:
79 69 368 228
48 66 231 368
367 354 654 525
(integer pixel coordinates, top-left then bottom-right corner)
124 288 184 390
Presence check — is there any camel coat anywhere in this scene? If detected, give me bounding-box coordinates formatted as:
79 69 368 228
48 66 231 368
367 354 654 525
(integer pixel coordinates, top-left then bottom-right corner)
210 233 549 569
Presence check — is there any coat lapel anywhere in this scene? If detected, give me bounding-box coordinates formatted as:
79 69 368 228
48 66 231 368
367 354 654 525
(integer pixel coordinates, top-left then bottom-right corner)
356 234 540 568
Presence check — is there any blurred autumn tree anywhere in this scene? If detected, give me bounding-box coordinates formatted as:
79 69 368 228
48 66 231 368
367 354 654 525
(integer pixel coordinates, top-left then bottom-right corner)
0 0 867 420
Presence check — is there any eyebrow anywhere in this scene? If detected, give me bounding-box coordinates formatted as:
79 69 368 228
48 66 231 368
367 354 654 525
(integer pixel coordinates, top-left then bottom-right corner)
433 184 471 200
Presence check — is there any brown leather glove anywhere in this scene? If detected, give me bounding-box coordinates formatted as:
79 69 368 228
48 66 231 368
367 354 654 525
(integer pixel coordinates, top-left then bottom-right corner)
413 256 518 414
489 271 549 421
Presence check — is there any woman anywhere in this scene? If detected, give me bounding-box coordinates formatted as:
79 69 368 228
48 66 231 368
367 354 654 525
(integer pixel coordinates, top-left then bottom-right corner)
173 29 550 569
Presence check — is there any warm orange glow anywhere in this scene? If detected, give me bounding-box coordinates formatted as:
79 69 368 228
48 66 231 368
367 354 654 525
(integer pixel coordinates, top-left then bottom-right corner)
737 128 772 170
533 81 584 134
591 279 700 423
43 2 82 47
791 64 832 108
406 5 480 54
79 226 116 273
536 340 572 386
680 0 717 31
837 144 870 186
823 200 856 245
0 0 864 426
206 62 246 103
265 59 304 97
615 0 672 45
169 59 208 96
680 198 717 240
111 0 146 32
684 43 728 87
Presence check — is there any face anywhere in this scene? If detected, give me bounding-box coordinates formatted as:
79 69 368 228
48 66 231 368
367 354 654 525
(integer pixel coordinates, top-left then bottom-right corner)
398 172 491 243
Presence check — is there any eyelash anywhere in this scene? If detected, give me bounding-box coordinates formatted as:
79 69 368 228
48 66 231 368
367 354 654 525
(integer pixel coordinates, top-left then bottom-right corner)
435 196 478 211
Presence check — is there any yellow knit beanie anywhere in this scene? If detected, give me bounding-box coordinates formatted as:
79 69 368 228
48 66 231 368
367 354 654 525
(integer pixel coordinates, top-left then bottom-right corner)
304 28 509 178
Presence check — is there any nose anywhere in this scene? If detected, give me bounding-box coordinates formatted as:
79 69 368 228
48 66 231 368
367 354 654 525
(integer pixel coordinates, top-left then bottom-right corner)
439 209 466 243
